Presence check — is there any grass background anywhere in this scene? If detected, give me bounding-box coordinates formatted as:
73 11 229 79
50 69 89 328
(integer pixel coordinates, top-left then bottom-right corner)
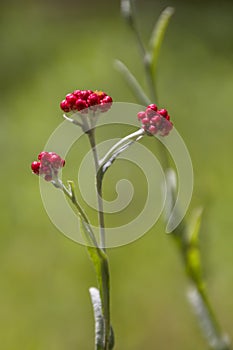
0 0 233 349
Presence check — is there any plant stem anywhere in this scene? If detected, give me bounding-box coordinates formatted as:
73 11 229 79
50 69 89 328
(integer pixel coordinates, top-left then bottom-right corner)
148 62 230 350
127 0 158 102
55 180 99 248
99 128 144 167
60 179 111 349
126 7 231 349
87 129 111 349
88 129 106 250
173 230 230 350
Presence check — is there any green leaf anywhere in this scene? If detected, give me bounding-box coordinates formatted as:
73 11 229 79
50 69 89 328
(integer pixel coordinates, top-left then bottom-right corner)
186 209 203 286
163 168 181 234
80 220 110 343
80 222 111 348
62 181 113 348
149 7 175 78
188 208 203 246
66 181 99 248
89 287 105 350
79 217 108 310
114 59 151 106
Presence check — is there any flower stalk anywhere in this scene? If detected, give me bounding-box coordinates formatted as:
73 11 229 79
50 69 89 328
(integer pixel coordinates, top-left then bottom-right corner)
87 128 112 349
87 129 106 250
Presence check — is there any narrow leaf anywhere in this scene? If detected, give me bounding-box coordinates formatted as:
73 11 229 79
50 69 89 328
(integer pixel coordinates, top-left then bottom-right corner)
121 0 132 23
163 168 178 232
78 219 109 310
62 181 113 347
188 208 203 246
97 129 144 194
97 140 134 192
89 287 104 350
186 209 203 286
114 59 151 106
149 7 175 77
109 326 115 350
79 213 112 349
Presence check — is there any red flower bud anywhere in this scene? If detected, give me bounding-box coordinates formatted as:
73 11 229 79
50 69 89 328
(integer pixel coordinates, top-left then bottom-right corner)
150 115 161 125
142 117 150 125
66 93 76 108
73 90 81 97
31 161 41 175
87 93 99 106
60 100 70 113
38 151 47 160
75 99 88 111
79 90 91 100
148 125 158 134
31 152 65 181
148 104 158 111
138 104 173 136
102 95 112 104
146 107 156 118
158 108 168 117
40 165 51 175
137 111 146 120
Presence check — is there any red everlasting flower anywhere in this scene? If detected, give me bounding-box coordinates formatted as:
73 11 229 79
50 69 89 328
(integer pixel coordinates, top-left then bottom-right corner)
60 89 113 114
31 152 65 182
138 104 173 136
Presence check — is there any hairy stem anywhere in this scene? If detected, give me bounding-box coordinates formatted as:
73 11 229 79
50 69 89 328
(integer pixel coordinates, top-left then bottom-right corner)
88 129 106 250
99 128 144 167
88 129 111 350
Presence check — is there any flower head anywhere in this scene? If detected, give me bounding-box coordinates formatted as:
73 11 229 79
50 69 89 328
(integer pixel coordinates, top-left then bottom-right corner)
31 152 65 182
60 89 113 114
137 103 173 136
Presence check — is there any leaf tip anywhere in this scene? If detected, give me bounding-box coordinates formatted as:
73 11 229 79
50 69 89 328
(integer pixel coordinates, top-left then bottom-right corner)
121 0 133 23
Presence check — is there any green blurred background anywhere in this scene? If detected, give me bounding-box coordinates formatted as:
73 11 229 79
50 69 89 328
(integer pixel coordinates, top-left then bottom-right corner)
0 0 233 349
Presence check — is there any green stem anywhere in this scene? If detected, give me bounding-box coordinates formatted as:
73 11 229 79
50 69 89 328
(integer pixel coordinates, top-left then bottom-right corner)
87 129 111 350
88 129 106 250
174 233 229 350
127 0 157 102
101 258 111 350
60 180 99 248
126 6 230 349
61 178 111 349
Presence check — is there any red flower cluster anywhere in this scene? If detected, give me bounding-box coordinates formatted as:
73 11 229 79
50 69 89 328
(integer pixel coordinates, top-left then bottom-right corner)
138 104 173 136
60 89 113 113
31 152 65 182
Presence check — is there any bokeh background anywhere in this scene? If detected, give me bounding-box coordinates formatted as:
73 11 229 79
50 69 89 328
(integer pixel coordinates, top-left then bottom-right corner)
0 0 233 349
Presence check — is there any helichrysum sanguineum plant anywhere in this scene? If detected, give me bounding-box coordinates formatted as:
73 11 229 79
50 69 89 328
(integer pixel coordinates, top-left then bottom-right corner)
30 1 231 349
